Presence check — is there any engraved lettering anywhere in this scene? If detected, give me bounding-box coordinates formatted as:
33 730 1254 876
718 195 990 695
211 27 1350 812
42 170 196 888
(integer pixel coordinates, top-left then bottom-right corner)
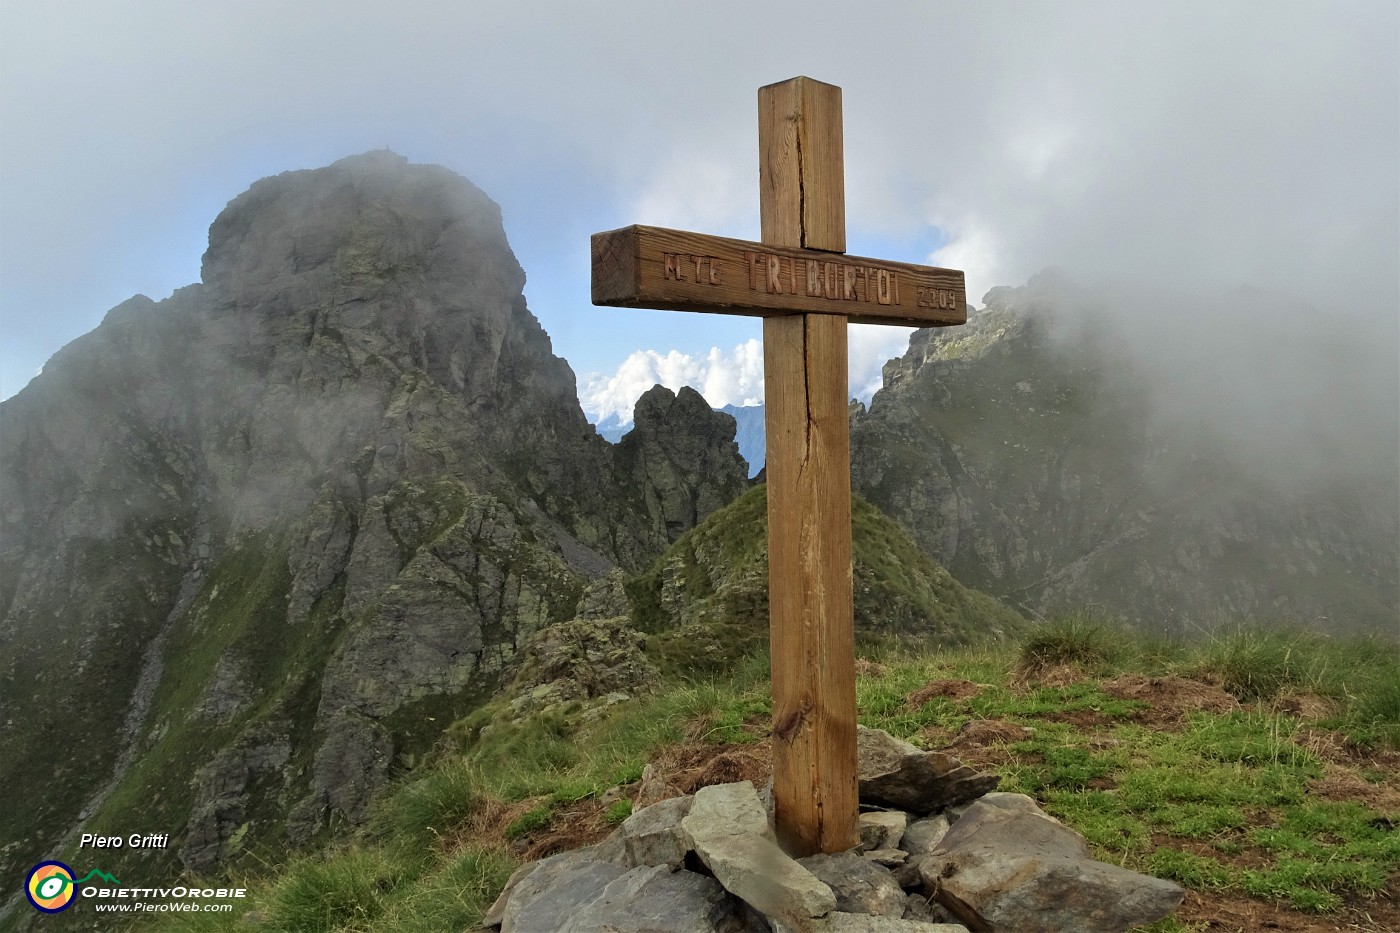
806 260 821 297
693 255 705 282
765 254 781 293
746 251 760 290
843 264 857 300
708 258 721 285
823 262 838 299
664 253 682 281
875 268 892 305
789 256 798 295
892 274 900 305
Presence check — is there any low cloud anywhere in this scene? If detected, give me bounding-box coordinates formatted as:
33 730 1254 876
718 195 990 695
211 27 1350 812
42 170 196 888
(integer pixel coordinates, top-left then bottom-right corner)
581 329 916 427
582 339 764 425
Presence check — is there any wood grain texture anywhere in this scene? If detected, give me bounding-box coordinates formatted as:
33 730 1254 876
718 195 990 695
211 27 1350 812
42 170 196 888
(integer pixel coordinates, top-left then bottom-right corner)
764 312 859 856
760 76 845 252
760 76 858 857
590 225 966 327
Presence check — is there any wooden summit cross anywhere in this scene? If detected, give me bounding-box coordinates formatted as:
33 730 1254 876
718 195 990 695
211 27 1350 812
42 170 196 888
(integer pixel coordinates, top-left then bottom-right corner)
591 77 967 856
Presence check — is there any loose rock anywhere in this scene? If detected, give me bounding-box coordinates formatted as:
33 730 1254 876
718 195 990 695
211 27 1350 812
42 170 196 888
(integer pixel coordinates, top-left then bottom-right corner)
857 726 999 815
918 800 1185 933
682 782 838 923
858 811 908 851
798 851 907 917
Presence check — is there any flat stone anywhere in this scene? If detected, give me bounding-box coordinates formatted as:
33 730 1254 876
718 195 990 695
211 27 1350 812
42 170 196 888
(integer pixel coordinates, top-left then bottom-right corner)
560 864 767 932
482 860 540 927
862 848 908 868
857 726 999 815
499 849 627 933
609 794 694 869
859 810 908 851
901 814 951 856
975 791 1058 822
798 851 907 917
919 801 1185 933
682 781 837 923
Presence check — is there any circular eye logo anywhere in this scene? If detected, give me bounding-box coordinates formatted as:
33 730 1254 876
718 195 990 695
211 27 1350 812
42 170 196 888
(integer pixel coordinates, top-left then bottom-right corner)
26 861 76 913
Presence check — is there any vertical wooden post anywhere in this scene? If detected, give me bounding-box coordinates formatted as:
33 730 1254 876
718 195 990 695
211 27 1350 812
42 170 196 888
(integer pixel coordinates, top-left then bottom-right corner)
759 76 859 856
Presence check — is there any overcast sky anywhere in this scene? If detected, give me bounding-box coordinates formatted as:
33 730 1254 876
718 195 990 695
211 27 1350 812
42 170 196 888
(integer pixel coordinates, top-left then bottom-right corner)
2 1 1396 425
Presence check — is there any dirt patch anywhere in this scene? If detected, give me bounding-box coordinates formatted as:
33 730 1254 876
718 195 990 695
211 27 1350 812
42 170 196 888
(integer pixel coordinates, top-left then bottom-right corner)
947 718 1034 747
1295 726 1400 773
1102 674 1239 728
1308 764 1400 813
1011 661 1089 689
642 741 773 799
1273 693 1341 721
1176 888 1400 932
907 679 983 708
520 798 614 861
1036 708 1118 729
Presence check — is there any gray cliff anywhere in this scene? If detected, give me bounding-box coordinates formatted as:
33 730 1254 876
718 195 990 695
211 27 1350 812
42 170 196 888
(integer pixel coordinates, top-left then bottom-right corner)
0 151 748 893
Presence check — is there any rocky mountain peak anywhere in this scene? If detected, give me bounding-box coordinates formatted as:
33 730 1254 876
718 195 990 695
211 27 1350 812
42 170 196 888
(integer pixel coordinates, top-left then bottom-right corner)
0 154 751 901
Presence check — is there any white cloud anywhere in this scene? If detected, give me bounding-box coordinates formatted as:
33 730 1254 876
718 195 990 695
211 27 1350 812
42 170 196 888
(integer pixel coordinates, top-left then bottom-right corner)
582 328 913 426
849 325 911 403
582 339 764 425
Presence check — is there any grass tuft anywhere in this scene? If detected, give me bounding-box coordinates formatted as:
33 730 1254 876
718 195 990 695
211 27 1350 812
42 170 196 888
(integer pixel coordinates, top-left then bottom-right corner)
1017 613 1123 672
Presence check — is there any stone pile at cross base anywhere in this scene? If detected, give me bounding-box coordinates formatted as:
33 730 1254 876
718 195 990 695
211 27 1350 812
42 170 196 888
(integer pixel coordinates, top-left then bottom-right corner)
482 726 1184 932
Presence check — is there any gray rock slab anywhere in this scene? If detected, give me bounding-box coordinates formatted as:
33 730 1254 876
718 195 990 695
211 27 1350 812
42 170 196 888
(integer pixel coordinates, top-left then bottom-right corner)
609 793 695 869
499 849 627 933
975 791 1058 822
798 851 907 917
682 782 837 923
857 726 999 815
900 814 951 857
561 864 767 933
859 810 908 851
481 860 539 928
920 802 1184 933
863 848 908 868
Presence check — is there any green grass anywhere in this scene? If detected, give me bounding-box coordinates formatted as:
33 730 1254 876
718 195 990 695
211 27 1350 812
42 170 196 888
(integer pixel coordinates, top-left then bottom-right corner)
138 623 1399 932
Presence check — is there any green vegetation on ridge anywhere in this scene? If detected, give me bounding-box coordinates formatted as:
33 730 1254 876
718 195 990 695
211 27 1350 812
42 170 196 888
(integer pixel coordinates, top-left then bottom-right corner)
130 620 1399 933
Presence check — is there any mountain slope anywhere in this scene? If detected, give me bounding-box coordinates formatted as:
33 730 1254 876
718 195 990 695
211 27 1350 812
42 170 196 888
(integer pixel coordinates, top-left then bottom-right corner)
0 152 748 905
850 276 1398 631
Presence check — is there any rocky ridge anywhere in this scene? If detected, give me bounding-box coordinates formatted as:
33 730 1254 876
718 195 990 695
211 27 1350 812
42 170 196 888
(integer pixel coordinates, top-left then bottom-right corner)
850 276 1399 631
0 152 748 897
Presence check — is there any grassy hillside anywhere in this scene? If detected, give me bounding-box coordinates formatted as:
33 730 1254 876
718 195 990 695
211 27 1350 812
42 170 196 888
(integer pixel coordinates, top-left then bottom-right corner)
110 621 1400 933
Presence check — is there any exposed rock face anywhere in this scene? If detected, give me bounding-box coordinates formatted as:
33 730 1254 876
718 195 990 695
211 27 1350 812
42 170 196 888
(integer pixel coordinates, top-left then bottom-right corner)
615 385 750 538
0 152 748 891
850 276 1399 631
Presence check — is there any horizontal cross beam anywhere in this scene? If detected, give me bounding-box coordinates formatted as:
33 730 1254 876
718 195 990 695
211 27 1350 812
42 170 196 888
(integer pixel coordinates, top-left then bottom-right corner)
592 224 966 328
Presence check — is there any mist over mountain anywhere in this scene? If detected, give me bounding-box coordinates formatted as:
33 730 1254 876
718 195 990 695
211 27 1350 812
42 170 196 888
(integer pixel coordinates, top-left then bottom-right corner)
0 152 751 914
851 273 1398 630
